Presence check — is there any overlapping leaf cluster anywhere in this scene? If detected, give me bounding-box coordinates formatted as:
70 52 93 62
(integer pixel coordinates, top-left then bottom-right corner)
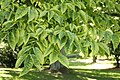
0 0 119 76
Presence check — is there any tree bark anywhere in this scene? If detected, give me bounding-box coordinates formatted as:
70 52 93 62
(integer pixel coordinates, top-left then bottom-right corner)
115 55 119 68
92 55 97 63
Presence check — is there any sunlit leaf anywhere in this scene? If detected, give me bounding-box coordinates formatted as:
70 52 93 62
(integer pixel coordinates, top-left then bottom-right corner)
15 6 28 20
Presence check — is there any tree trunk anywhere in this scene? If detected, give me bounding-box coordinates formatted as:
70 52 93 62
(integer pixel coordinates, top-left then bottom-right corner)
50 48 68 73
92 55 97 63
115 55 119 68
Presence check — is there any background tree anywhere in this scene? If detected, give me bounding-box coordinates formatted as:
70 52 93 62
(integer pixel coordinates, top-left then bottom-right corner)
0 0 120 76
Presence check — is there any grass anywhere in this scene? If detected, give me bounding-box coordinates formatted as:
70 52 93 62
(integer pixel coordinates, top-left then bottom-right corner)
0 59 120 80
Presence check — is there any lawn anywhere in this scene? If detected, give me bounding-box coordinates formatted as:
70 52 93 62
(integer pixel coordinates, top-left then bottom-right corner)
0 59 120 80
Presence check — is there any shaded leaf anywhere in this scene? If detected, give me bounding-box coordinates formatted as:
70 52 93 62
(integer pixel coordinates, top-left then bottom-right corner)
31 54 43 71
19 55 33 77
33 47 44 64
44 44 54 57
99 42 110 55
15 53 28 68
18 46 31 58
112 34 119 50
2 20 15 31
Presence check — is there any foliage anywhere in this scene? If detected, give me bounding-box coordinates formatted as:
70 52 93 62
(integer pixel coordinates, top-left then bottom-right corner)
0 0 120 76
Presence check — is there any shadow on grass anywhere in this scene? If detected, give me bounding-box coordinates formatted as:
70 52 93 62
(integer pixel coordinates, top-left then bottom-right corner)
0 68 120 80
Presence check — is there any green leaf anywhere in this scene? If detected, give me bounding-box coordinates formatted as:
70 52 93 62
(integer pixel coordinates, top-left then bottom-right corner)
0 32 7 43
54 13 63 24
104 29 113 44
79 10 88 23
112 34 119 50
1 0 11 9
70 23 76 31
15 53 28 68
2 20 15 31
90 41 99 56
19 55 33 77
14 29 19 44
36 28 43 36
75 2 81 9
79 2 86 9
57 37 67 50
44 44 54 57
30 0 36 4
23 34 30 45
67 31 74 47
61 4 67 14
48 11 55 22
99 42 110 55
18 46 31 58
15 6 28 20
36 41 44 51
33 47 44 64
40 11 48 17
31 54 43 71
66 3 75 12
8 32 16 50
49 52 58 64
40 30 48 41
17 28 25 47
58 54 69 68
59 31 66 40
28 7 38 22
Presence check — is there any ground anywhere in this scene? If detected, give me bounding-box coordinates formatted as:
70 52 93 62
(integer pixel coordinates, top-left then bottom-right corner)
0 58 120 80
